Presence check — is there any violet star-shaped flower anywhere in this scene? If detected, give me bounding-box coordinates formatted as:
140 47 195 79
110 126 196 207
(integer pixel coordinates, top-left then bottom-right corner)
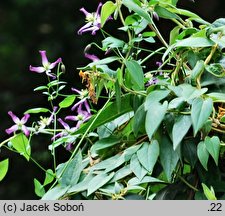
78 3 102 35
29 50 62 79
52 118 77 140
65 102 92 129
5 111 30 136
71 87 89 111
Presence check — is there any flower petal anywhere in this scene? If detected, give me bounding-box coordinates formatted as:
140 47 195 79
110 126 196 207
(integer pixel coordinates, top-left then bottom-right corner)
84 100 91 113
71 98 86 111
8 111 20 124
29 66 46 73
65 115 79 121
71 87 82 95
80 7 90 16
39 50 49 67
77 22 92 35
58 118 70 131
22 125 30 137
21 114 30 124
96 2 103 15
84 53 99 62
49 57 62 69
5 125 18 135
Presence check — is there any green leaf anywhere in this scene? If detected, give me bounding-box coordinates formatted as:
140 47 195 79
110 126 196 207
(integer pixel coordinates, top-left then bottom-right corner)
87 172 114 196
74 94 133 135
59 151 83 186
155 5 180 20
197 141 209 170
145 101 168 139
102 37 125 50
137 141 159 173
202 183 217 200
205 63 225 77
204 136 220 166
190 60 205 85
41 185 70 200
175 37 214 47
128 176 163 185
123 0 152 23
43 169 55 186
59 95 76 109
109 165 132 183
160 135 179 182
182 139 198 167
191 97 213 136
130 154 148 180
125 60 144 90
0 159 9 181
33 86 48 91
132 104 146 136
11 133 31 161
172 115 192 150
87 56 120 68
207 92 225 103
145 90 170 108
34 178 45 197
90 136 121 155
101 1 117 27
25 107 50 114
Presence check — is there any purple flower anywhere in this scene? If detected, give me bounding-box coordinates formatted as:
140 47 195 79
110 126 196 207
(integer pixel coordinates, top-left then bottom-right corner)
78 3 102 35
85 53 99 62
29 50 62 79
5 111 30 136
65 102 92 129
145 77 158 87
71 88 89 111
52 118 77 140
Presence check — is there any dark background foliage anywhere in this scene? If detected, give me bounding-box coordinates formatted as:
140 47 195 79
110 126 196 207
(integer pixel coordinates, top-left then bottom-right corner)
0 0 224 199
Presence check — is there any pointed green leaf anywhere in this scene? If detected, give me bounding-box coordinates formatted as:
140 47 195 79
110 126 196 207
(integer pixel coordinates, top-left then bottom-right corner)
197 141 209 170
0 159 9 181
87 172 114 196
204 136 220 166
155 5 180 20
101 1 117 27
130 154 148 180
160 135 179 182
191 97 213 136
128 176 163 185
109 165 132 183
202 183 217 200
11 133 31 161
125 60 144 90
145 101 168 139
43 169 55 186
59 95 76 109
41 185 70 200
132 104 146 136
207 92 225 103
60 151 82 186
34 178 45 197
175 37 214 47
172 115 192 150
137 141 159 173
123 0 152 23
25 108 50 114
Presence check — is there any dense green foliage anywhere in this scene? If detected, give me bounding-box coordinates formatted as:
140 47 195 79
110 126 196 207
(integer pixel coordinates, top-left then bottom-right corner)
2 0 225 200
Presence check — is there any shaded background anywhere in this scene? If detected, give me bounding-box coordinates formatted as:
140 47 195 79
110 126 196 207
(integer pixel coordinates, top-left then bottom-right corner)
0 0 224 199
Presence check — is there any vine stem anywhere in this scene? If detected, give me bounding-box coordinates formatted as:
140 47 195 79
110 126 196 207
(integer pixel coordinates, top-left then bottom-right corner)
178 175 198 192
48 94 113 191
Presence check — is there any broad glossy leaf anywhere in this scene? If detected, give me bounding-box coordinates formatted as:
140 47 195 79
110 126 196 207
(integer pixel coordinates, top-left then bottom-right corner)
123 0 152 23
109 165 132 183
145 101 168 139
60 151 82 186
191 97 213 136
42 185 70 200
11 133 31 161
197 141 209 170
175 37 214 47
207 92 225 103
132 104 146 136
128 176 163 185
172 115 192 150
137 141 159 173
59 95 76 109
130 154 148 180
182 138 198 167
101 1 116 27
25 107 49 114
204 136 220 166
160 135 179 182
90 136 121 155
145 90 170 109
87 172 114 196
102 37 125 50
125 60 144 90
155 5 180 20
0 159 9 181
